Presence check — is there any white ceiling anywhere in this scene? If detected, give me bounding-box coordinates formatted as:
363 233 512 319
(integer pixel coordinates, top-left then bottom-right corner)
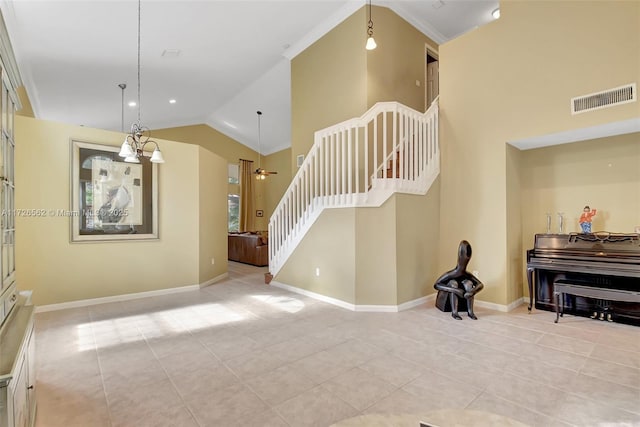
1 0 498 155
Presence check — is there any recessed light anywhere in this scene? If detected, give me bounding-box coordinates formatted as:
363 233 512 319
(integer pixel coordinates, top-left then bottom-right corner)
169 99 176 104
492 7 500 19
128 101 136 107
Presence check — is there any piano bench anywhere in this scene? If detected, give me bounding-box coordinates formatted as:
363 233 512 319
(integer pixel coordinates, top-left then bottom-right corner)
553 281 640 323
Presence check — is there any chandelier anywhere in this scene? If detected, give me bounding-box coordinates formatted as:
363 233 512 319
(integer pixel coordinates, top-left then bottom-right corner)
118 0 164 164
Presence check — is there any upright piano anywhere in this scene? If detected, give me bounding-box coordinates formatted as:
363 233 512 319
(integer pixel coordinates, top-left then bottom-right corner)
526 233 640 325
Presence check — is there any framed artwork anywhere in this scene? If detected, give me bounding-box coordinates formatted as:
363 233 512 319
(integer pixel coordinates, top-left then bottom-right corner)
70 140 158 242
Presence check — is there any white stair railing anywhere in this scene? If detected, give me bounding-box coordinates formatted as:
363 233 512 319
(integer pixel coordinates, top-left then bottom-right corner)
269 99 439 276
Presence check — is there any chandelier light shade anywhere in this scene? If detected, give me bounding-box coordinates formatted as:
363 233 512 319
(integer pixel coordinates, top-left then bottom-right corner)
365 0 377 50
118 0 165 164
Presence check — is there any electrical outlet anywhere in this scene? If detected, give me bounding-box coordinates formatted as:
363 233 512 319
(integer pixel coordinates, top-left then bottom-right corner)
315 268 320 277
211 258 215 265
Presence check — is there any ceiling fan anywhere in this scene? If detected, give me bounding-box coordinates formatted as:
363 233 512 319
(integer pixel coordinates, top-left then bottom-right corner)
254 110 278 180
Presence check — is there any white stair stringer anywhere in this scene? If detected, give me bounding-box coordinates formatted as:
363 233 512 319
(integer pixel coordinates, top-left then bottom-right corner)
269 99 440 276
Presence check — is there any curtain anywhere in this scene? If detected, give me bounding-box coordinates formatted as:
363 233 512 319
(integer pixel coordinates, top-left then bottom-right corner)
239 159 255 232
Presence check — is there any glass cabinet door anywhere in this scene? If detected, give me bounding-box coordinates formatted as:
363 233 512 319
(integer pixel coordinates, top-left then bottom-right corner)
0 75 15 291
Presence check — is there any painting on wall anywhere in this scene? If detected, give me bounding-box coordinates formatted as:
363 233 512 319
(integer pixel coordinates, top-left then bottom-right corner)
70 140 158 241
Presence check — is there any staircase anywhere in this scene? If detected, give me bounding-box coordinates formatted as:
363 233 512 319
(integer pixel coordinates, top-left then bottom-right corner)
269 99 440 276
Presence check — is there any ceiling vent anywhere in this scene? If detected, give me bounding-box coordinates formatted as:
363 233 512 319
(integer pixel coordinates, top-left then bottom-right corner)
571 83 636 115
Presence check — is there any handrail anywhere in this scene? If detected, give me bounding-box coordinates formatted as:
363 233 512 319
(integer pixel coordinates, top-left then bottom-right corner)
269 99 439 276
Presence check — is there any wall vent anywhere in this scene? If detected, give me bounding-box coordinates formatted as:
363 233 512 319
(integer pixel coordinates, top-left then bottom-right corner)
571 83 636 115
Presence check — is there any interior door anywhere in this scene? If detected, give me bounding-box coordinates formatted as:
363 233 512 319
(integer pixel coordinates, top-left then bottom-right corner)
426 59 439 108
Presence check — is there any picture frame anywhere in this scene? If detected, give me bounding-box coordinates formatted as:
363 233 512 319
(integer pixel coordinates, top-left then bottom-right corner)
70 139 159 242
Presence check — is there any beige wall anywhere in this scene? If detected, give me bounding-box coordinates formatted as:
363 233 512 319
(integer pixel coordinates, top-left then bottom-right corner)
276 208 357 304
520 132 640 245
355 200 397 305
198 146 229 283
153 124 258 164
506 144 523 303
153 123 289 230
277 184 441 307
439 0 640 305
15 116 227 305
291 7 367 174
366 6 437 111
261 148 292 227
395 186 441 304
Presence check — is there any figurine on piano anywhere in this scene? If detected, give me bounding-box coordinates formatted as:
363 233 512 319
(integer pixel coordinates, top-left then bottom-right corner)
579 205 597 233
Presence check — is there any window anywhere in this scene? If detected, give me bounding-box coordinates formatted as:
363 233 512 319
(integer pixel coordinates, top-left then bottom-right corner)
228 163 239 184
228 194 239 232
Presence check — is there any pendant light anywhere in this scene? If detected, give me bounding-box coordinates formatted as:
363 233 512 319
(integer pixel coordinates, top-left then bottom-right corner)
118 0 165 164
254 111 277 180
365 0 377 50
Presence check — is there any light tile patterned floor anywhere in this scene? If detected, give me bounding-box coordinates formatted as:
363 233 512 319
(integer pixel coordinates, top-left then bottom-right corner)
34 262 640 427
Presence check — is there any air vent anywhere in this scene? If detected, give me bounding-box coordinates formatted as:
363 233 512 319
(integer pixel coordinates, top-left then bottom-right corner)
571 83 636 115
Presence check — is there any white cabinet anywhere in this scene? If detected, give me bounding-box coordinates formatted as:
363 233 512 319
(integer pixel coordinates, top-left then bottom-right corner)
0 303 36 427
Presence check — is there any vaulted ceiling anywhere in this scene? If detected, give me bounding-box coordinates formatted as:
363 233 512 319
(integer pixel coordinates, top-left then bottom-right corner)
1 0 498 154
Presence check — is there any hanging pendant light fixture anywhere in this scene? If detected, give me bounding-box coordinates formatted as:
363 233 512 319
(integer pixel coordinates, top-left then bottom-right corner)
118 0 165 164
254 111 277 180
365 0 377 50
118 83 126 132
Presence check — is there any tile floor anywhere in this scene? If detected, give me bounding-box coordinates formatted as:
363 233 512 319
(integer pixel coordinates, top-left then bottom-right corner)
34 262 640 427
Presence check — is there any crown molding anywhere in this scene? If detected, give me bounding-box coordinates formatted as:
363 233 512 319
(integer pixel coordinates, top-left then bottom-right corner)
283 0 364 60
381 1 446 45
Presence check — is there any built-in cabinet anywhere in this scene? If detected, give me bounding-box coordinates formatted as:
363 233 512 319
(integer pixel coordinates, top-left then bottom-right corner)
0 302 36 427
0 11 35 425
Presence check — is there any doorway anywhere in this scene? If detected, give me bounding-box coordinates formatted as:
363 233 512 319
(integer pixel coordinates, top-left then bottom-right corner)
425 45 439 110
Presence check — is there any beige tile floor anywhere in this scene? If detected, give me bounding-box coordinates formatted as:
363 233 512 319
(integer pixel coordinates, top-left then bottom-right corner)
34 262 640 427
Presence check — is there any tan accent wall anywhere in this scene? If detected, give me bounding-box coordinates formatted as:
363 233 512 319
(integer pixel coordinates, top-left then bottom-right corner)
261 148 292 226
355 199 397 305
198 146 229 283
366 6 437 111
277 185 442 307
439 0 640 305
395 185 441 304
15 116 227 305
520 133 640 283
152 124 258 164
152 123 278 230
506 144 523 303
291 7 367 175
16 85 34 117
276 208 357 304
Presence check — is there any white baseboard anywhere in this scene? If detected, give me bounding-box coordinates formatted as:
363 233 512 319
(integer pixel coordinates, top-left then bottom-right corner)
200 272 229 288
398 294 435 311
270 281 356 310
474 297 524 313
270 281 435 312
35 284 202 313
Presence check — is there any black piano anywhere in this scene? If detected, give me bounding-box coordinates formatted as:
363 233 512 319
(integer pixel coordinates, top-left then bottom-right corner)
526 233 640 325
